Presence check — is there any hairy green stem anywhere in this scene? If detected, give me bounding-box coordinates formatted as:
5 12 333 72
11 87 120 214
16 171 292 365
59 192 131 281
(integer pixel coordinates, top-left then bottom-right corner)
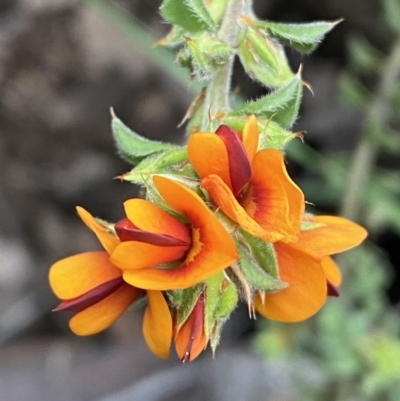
201 0 253 129
341 36 400 220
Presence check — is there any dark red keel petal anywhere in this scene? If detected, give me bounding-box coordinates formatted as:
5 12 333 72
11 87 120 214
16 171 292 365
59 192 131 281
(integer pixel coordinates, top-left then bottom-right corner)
115 218 191 247
53 277 133 313
216 125 252 198
327 281 340 297
181 293 205 364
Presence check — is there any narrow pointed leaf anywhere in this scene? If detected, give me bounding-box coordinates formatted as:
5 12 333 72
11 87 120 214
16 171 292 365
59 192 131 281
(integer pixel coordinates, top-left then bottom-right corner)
255 20 338 54
214 281 238 317
111 115 179 165
230 75 301 116
119 147 194 184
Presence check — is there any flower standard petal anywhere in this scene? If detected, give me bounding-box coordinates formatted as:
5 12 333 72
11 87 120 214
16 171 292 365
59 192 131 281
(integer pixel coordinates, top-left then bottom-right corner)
254 242 327 322
76 207 119 254
49 252 122 300
293 215 368 258
143 290 172 359
121 176 239 290
243 149 304 242
69 283 142 335
187 132 232 190
123 199 191 244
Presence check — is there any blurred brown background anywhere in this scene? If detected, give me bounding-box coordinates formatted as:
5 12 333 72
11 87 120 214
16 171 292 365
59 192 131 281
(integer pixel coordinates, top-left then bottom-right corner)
0 0 398 400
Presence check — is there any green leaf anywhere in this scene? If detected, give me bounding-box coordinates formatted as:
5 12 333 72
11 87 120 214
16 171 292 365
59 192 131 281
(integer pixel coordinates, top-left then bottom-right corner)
172 284 203 330
255 20 339 54
160 0 215 32
230 74 302 116
111 115 179 165
204 272 238 337
156 25 186 47
238 41 293 88
236 241 286 291
258 119 298 149
238 26 294 87
119 147 196 185
230 73 303 128
240 229 279 278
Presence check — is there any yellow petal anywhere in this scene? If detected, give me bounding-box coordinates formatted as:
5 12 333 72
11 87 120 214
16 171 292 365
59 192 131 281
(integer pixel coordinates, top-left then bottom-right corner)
143 290 172 359
69 283 142 335
255 242 327 322
76 206 119 254
49 252 121 299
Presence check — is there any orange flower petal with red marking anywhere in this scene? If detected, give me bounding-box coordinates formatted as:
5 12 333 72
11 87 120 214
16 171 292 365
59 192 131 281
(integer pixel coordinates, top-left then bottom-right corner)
143 290 172 359
124 199 191 244
240 149 304 242
322 256 342 286
122 176 238 290
293 215 367 259
77 207 119 254
254 242 327 322
69 283 141 335
49 251 122 299
242 115 259 164
110 241 189 271
174 296 207 362
188 132 232 190
202 174 288 242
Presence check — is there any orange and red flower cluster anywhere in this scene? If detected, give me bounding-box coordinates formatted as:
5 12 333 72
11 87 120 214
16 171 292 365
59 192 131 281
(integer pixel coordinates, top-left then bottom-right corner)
49 116 367 362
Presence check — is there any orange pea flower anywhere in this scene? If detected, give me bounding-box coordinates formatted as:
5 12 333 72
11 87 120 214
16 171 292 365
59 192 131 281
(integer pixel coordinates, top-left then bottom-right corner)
111 175 239 290
254 215 368 322
188 115 304 243
49 207 172 359
174 290 208 363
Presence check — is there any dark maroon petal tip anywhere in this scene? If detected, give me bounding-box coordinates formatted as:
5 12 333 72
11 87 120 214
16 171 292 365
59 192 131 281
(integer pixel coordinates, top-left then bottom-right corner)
327 281 340 297
216 125 252 198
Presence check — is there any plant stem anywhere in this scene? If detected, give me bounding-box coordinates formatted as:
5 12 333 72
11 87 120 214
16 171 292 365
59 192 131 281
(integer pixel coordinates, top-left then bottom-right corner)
340 36 400 220
201 0 253 129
